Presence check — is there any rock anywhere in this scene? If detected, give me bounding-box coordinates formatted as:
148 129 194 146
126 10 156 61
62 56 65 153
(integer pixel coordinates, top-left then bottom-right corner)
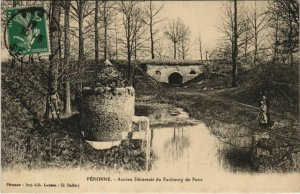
113 163 118 169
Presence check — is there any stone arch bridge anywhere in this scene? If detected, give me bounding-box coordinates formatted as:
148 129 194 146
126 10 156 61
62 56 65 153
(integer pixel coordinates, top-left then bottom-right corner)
141 60 211 85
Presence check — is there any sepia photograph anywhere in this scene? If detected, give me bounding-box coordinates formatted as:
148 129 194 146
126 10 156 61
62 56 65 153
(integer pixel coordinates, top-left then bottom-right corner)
1 0 299 193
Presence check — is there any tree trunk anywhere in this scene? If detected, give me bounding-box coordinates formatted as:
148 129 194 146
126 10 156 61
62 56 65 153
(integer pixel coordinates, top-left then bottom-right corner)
134 35 137 60
253 1 258 66
11 0 17 65
150 17 155 59
95 0 99 64
64 0 71 115
104 1 108 61
79 0 85 94
173 42 177 59
58 7 62 61
127 16 132 84
232 0 238 87
244 28 248 64
64 79 71 114
273 19 279 62
199 38 203 60
288 16 294 68
115 20 118 60
76 0 85 108
78 0 85 66
254 34 258 66
182 43 185 60
128 55 132 84
12 0 17 7
45 0 60 119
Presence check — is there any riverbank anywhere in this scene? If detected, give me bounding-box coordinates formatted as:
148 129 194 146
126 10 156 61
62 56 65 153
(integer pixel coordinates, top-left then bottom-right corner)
135 83 300 172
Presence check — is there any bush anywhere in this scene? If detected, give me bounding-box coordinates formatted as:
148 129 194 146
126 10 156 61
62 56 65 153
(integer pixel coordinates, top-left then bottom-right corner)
94 63 126 88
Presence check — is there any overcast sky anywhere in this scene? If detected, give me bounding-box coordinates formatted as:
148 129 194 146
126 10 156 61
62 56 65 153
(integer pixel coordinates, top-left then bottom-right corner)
160 1 269 59
1 1 269 61
161 1 223 51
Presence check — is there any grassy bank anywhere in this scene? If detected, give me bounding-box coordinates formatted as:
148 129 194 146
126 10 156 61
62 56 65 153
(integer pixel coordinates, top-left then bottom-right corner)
135 80 300 172
2 59 299 172
1 62 147 171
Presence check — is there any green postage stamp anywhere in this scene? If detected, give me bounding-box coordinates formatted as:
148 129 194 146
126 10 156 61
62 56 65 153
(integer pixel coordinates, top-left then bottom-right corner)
6 7 50 56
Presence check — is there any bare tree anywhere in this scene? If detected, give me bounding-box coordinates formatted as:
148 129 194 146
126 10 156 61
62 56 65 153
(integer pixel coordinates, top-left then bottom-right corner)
241 17 251 64
120 1 144 83
101 1 119 60
247 0 268 66
268 0 299 68
178 29 192 60
62 0 71 115
144 1 164 59
94 0 100 64
271 16 280 62
114 18 119 60
164 17 190 59
103 0 108 60
232 0 238 87
45 0 60 119
70 0 94 65
68 0 94 98
198 34 203 60
155 38 169 59
218 1 249 86
72 0 84 63
270 0 299 28
133 14 149 60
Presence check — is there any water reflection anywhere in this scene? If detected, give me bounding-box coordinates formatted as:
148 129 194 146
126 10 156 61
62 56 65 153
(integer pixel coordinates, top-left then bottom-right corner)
136 103 222 174
151 122 222 174
135 103 264 174
164 125 189 162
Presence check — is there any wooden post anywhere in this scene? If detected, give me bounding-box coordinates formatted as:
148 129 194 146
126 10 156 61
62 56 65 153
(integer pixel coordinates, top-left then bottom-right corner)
145 118 151 171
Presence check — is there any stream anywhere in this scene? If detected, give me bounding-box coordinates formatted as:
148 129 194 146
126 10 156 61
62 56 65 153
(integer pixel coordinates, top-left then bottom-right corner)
136 103 224 175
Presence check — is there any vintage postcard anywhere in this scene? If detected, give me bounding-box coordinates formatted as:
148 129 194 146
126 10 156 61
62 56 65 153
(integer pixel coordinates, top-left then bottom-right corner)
1 0 299 193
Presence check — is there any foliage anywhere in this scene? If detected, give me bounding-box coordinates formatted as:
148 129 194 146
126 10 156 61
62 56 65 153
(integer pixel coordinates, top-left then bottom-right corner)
135 69 300 172
1 61 148 171
139 59 207 66
268 0 299 66
94 62 126 88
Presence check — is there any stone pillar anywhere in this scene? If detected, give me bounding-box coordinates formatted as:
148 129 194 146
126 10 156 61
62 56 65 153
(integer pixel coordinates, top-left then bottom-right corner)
81 86 135 141
251 130 272 171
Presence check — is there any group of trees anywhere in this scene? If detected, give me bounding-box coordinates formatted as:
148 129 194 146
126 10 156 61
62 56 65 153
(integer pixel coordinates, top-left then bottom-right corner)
2 0 201 62
2 0 298 116
164 18 191 60
2 0 195 119
211 0 299 87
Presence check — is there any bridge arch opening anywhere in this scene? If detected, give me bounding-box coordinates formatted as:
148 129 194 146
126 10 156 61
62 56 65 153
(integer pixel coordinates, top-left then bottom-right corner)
190 70 196 74
168 72 183 85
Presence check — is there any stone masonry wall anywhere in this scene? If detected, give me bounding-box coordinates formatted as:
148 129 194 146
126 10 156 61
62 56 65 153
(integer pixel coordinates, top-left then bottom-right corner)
81 86 135 141
147 65 204 83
